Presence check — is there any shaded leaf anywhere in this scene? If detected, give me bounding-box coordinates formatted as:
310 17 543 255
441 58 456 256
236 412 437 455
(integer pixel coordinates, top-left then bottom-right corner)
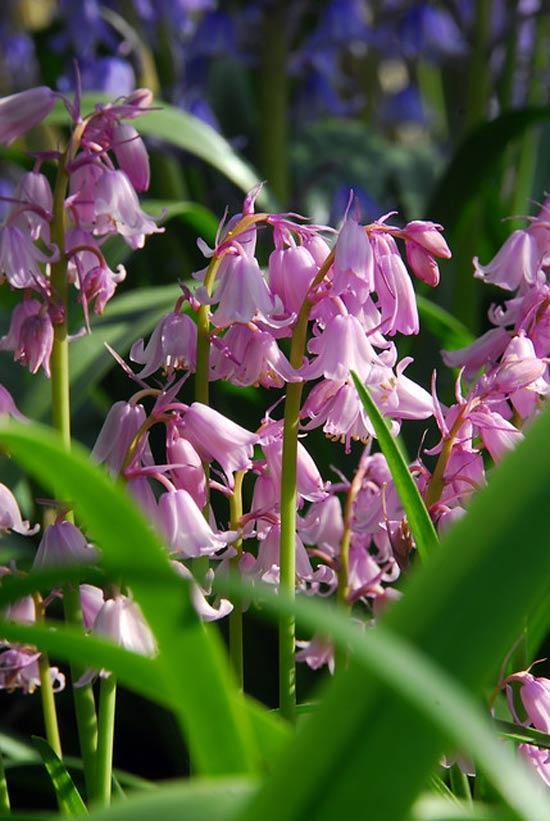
32 737 87 816
351 371 438 560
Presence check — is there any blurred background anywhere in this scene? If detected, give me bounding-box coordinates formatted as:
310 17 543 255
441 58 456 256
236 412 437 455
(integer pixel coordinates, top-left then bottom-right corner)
0 0 548 807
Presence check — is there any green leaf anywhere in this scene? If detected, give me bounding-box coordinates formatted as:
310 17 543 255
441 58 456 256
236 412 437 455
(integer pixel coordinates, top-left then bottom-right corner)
351 371 438 560
47 96 267 202
416 295 475 350
32 737 87 816
426 107 550 232
216 579 546 821
495 720 550 751
410 794 512 820
235 400 550 820
0 422 258 777
84 778 256 821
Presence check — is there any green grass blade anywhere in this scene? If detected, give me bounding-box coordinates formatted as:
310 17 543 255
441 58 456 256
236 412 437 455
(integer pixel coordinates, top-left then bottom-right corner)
351 371 438 559
0 422 258 776
32 737 87 816
216 579 546 820
234 401 550 820
84 778 257 821
495 720 550 751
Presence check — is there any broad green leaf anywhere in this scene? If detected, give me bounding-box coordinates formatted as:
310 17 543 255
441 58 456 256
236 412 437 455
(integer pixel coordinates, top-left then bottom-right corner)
426 107 550 232
410 795 511 820
84 778 256 821
0 619 166 709
416 295 474 350
47 95 267 202
18 285 179 421
237 401 550 820
0 568 289 770
0 422 258 777
32 737 87 816
351 371 438 560
216 579 546 820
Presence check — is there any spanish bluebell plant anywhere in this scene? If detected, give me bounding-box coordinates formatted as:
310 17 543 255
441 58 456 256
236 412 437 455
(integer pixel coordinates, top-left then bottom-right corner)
0 51 549 819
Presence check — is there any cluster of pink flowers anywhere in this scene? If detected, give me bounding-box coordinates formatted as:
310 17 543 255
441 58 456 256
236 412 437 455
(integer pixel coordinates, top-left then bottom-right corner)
1 80 549 789
0 82 160 377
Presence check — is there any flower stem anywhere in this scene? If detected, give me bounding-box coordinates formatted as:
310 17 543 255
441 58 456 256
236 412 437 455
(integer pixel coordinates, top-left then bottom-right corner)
63 586 98 801
33 594 62 759
335 447 370 669
0 747 10 813
95 675 117 807
229 471 245 690
49 135 98 802
278 250 334 722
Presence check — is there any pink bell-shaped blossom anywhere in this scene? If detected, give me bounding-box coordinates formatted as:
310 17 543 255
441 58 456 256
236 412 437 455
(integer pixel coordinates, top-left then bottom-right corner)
112 122 150 192
260 422 327 503
210 325 296 388
92 596 156 657
0 647 64 693
374 241 419 336
473 229 543 290
303 313 379 382
268 245 318 314
298 495 344 557
0 383 27 421
0 483 38 535
80 584 105 630
69 163 104 229
13 171 53 241
0 301 52 375
0 86 56 145
519 744 550 788
93 169 163 249
33 521 98 570
405 241 440 287
210 252 277 327
296 635 334 674
303 233 332 267
80 260 126 316
179 403 258 487
332 217 374 296
126 477 159 522
172 562 233 622
442 327 510 378
166 432 206 508
0 223 54 289
77 595 156 685
157 490 229 558
130 311 197 377
402 220 451 259
254 523 315 586
470 408 523 461
92 401 152 475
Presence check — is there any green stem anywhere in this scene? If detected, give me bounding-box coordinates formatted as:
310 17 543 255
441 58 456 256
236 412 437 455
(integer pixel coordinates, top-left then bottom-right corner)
49 127 99 802
278 251 334 721
0 747 9 812
464 0 492 134
33 594 62 759
335 448 369 670
95 675 117 807
195 255 224 407
229 471 245 690
259 1 289 204
510 14 547 220
63 587 98 802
